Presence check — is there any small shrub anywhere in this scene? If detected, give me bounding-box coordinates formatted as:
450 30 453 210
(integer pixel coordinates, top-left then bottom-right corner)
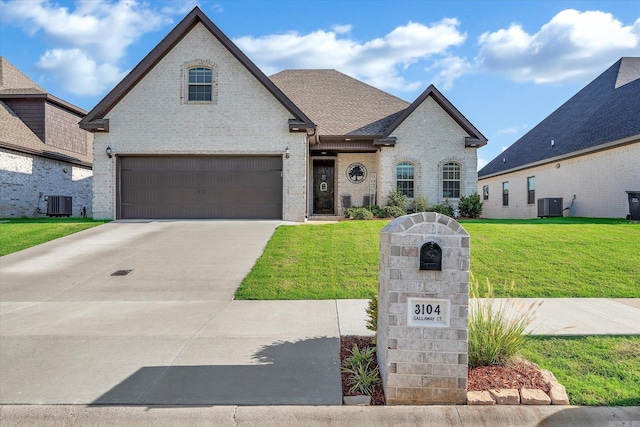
429 198 454 217
344 207 373 220
365 295 377 333
341 345 381 395
459 192 483 218
381 205 406 218
468 274 542 367
385 191 409 210
367 205 384 218
411 195 430 213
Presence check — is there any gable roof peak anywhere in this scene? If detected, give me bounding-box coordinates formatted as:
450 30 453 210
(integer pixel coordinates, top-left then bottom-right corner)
80 6 313 131
0 57 46 94
384 84 487 145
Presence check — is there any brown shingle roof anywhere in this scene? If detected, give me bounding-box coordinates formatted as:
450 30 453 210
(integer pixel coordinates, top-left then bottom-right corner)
0 57 46 94
0 101 92 167
270 69 409 136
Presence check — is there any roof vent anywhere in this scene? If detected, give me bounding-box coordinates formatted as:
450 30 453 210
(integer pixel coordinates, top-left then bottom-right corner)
503 158 506 163
551 139 555 147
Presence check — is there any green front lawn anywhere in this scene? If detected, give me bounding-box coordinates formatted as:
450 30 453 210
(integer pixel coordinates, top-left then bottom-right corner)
236 218 639 300
235 221 382 300
0 217 109 256
521 336 640 406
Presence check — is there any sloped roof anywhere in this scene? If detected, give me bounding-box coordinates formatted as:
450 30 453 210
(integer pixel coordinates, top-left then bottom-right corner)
0 57 46 94
383 84 487 145
0 101 43 147
80 7 313 131
479 57 640 178
270 69 409 136
0 100 91 167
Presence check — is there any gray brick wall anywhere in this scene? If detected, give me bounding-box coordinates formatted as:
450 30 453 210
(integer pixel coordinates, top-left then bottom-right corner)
378 213 469 405
0 148 92 217
381 97 479 208
93 23 306 221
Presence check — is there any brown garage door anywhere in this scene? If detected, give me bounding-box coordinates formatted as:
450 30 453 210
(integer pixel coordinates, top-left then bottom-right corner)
118 156 282 219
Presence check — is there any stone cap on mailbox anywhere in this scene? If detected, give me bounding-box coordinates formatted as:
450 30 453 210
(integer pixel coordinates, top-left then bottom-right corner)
381 212 468 237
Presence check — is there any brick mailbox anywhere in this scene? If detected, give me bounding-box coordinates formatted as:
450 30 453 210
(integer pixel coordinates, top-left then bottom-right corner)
377 212 469 405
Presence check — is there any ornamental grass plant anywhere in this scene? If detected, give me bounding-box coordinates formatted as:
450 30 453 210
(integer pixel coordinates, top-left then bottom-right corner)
468 274 542 367
341 345 381 396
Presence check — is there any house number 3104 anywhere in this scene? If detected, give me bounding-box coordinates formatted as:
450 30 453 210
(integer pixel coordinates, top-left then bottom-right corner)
415 304 441 315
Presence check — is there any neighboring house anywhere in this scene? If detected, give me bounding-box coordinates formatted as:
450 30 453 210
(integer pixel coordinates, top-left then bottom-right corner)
478 57 640 219
0 57 93 218
81 7 486 221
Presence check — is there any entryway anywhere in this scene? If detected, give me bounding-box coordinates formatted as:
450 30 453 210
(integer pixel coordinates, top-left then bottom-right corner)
312 159 335 215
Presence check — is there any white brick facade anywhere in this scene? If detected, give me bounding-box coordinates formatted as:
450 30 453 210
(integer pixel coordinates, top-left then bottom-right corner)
92 23 307 221
478 142 640 219
0 148 92 217
381 98 478 208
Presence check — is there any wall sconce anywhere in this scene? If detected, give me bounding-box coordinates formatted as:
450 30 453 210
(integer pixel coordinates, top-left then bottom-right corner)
285 147 290 159
106 146 113 158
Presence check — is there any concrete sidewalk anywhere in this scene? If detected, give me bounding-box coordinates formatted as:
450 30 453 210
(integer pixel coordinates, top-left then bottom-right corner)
481 298 640 336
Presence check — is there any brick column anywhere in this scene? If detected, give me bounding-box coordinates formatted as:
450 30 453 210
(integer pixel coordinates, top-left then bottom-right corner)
377 212 469 405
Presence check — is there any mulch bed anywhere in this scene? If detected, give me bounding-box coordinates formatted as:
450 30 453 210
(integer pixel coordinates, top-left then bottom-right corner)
341 335 550 405
341 336 386 405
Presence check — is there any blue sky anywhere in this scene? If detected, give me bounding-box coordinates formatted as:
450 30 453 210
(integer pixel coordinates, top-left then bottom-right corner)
1 0 639 169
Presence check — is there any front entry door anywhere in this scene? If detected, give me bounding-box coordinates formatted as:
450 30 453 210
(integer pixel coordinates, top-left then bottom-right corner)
313 159 334 214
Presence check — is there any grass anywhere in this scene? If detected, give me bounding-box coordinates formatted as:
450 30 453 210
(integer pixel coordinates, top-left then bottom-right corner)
235 221 382 299
463 218 639 297
521 336 640 406
0 217 109 256
236 217 639 300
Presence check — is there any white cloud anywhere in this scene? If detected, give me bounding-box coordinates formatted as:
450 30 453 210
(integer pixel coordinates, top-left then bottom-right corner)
37 49 126 96
2 0 175 95
332 24 352 34
498 126 519 135
431 56 473 90
234 19 467 92
477 9 640 84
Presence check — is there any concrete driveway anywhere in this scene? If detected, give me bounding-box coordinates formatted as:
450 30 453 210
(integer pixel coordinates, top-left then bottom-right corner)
0 221 342 405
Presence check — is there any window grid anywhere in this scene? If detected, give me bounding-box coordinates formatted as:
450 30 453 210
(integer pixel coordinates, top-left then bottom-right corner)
442 162 460 198
188 67 212 101
396 162 414 198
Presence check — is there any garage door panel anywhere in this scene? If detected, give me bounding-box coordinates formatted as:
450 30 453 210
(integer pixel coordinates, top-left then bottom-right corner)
119 156 283 219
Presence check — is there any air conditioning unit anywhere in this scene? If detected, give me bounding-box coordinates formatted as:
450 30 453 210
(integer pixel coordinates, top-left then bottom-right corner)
537 198 563 217
47 196 73 217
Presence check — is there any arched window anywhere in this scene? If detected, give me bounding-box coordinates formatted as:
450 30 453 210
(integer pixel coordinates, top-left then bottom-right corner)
396 162 414 197
188 67 212 101
442 162 461 198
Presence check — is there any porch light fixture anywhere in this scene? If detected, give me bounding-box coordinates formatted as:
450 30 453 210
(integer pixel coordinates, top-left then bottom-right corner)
285 147 290 159
106 146 113 158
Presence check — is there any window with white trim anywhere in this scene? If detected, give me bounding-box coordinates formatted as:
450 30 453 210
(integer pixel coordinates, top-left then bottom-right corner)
396 162 414 198
483 185 489 201
188 67 212 101
442 162 460 198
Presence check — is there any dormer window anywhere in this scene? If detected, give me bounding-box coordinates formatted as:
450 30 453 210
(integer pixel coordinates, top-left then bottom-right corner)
188 67 212 101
